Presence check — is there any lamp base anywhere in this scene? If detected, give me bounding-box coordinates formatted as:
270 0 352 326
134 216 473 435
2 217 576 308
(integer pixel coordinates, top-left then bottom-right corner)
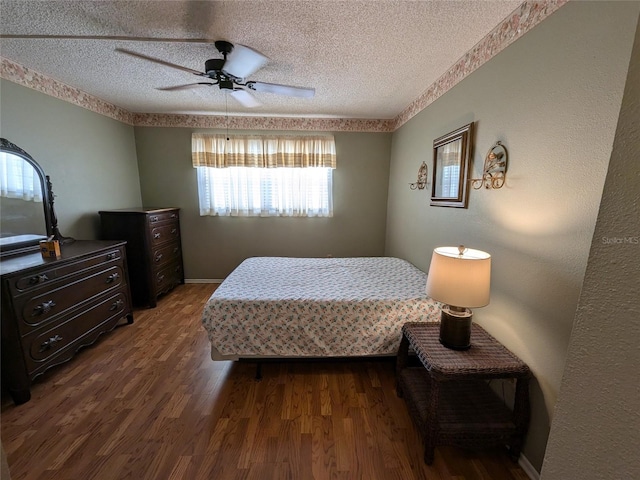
439 306 472 350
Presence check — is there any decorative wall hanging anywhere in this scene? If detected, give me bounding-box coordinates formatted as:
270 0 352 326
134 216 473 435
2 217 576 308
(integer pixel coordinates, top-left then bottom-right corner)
431 123 474 208
470 141 508 189
409 161 429 190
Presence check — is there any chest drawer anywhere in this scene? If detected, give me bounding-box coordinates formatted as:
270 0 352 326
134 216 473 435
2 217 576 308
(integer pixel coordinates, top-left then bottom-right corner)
151 241 182 270
150 222 180 247
155 260 183 293
18 264 125 335
10 247 124 296
148 210 179 225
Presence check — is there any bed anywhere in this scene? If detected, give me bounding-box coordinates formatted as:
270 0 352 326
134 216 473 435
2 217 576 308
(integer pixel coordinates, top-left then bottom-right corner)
201 256 441 360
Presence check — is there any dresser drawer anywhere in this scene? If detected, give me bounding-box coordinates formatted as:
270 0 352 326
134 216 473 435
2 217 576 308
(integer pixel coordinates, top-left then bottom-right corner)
151 241 181 270
155 260 183 293
10 247 124 296
18 264 125 334
148 210 179 225
24 291 129 373
150 222 180 247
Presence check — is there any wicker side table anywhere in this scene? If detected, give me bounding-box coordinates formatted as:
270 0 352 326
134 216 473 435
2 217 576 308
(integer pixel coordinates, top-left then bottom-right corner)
396 322 531 465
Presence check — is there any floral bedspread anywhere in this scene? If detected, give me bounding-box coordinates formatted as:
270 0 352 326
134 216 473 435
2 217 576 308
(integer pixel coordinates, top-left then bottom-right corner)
201 256 441 359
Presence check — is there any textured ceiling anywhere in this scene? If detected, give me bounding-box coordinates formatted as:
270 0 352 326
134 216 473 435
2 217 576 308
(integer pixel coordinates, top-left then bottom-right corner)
0 0 523 119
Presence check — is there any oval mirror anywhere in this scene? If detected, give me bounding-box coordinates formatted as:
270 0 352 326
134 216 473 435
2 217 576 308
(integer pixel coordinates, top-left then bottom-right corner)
0 139 54 256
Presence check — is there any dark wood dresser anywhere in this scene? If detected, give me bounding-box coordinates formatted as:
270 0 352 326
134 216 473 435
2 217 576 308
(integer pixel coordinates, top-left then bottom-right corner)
1 240 134 405
99 208 184 308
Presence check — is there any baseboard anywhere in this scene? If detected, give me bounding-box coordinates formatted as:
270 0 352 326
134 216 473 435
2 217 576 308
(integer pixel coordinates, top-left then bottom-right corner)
518 453 540 480
184 279 224 284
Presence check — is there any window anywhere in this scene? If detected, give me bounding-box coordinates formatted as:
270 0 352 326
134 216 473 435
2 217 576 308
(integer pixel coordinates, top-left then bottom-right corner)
192 134 336 217
0 152 42 202
196 166 332 217
440 164 460 197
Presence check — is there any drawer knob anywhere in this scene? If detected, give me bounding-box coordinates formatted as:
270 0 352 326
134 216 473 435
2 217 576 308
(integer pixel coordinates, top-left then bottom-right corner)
110 299 125 311
39 334 63 352
170 213 177 218
150 216 159 222
105 273 120 284
157 274 165 283
171 228 177 234
106 252 117 260
155 253 163 262
154 233 161 239
29 274 49 285
173 247 179 254
32 300 56 316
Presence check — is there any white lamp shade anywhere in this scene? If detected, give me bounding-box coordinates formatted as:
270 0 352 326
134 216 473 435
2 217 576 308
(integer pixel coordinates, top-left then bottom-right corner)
425 246 491 308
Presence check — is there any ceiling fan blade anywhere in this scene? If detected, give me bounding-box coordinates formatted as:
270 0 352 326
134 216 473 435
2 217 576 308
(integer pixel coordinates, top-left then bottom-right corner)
157 83 215 91
247 81 315 98
115 48 204 76
0 34 216 44
229 89 262 108
222 44 269 80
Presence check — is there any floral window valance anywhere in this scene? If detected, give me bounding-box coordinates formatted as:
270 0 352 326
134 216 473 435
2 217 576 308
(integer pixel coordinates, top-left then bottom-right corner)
191 133 336 169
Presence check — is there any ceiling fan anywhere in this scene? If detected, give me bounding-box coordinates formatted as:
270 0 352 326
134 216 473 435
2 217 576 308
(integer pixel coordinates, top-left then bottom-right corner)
115 40 315 108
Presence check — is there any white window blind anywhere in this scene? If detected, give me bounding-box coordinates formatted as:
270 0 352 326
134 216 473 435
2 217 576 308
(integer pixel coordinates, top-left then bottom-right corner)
441 165 461 197
192 134 335 217
196 166 333 217
0 152 42 202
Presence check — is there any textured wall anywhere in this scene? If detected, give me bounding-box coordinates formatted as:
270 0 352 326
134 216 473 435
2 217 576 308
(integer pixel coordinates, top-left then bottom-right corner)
384 1 639 472
541 16 640 479
134 127 391 279
0 80 142 239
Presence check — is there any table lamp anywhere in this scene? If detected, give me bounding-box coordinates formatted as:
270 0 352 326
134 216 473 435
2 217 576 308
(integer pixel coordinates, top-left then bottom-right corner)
425 245 491 350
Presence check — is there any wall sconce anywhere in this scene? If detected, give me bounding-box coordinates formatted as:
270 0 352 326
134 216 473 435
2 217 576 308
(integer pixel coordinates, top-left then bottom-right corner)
409 161 428 190
470 141 508 190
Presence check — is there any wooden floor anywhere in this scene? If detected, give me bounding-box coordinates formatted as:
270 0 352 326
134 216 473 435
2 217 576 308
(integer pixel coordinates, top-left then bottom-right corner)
1 284 530 480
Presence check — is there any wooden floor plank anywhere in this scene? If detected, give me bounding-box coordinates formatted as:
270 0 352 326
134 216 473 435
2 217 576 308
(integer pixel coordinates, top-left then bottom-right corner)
1 283 531 479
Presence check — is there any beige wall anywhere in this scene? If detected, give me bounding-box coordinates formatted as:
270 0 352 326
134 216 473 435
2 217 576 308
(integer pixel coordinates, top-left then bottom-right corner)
0 80 142 239
134 127 391 279
384 1 639 472
541 17 640 479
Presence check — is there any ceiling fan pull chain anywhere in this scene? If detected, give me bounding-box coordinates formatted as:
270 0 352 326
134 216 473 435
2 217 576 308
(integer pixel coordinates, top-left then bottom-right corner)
225 94 229 141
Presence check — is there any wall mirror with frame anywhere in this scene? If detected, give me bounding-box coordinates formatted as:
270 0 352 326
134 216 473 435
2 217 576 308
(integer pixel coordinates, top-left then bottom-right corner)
0 138 71 258
430 123 474 208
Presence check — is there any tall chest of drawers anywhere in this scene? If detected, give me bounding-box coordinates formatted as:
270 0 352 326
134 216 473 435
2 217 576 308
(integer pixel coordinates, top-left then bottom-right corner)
99 208 184 308
0 240 134 405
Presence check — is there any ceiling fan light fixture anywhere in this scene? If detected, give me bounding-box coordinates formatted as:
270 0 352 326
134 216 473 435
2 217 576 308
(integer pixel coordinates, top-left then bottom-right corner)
219 79 234 90
205 58 225 76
